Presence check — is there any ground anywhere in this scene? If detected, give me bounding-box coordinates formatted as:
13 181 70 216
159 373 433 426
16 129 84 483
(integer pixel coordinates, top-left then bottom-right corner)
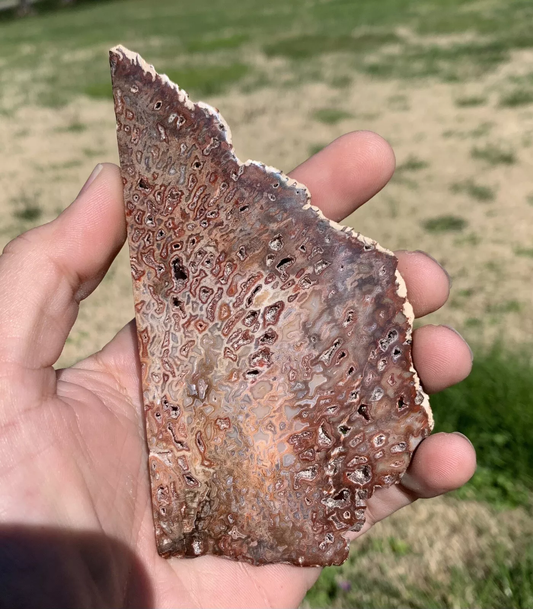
1 1 532 607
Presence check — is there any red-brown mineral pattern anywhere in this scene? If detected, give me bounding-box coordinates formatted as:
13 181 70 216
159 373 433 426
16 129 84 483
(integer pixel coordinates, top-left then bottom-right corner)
110 45 433 567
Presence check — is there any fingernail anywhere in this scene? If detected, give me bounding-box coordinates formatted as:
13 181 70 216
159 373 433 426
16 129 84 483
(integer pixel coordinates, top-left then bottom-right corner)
414 250 452 290
442 325 474 362
452 431 474 448
77 163 104 198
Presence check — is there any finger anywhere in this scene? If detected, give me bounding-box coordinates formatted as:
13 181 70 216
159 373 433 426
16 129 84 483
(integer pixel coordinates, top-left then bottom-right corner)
74 319 142 408
0 163 125 370
351 431 476 537
412 325 473 393
289 131 396 221
395 250 451 318
400 432 476 498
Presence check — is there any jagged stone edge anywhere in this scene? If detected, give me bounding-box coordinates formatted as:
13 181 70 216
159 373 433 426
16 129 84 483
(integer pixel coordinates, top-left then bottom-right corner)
109 44 433 435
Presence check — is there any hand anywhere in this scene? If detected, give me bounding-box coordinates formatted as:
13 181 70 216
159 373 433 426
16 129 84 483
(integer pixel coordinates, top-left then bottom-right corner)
0 131 476 609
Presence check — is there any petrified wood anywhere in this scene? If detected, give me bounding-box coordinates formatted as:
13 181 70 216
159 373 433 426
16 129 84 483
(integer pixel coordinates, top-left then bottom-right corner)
110 45 433 567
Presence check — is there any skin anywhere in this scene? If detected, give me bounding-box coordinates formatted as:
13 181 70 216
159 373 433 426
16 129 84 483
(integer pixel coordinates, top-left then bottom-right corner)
0 131 476 609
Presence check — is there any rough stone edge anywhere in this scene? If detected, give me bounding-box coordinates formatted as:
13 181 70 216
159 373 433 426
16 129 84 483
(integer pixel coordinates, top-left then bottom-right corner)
109 44 433 431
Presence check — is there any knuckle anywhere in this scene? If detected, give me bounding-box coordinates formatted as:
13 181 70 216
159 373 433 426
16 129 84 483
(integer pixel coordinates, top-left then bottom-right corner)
1 224 49 259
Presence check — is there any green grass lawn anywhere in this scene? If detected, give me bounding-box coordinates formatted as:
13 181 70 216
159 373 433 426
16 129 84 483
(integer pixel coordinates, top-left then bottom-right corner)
306 539 533 609
433 345 533 509
3 0 533 107
1 1 533 608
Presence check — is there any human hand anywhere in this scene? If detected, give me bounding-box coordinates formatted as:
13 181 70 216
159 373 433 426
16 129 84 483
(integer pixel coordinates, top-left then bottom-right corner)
0 131 475 609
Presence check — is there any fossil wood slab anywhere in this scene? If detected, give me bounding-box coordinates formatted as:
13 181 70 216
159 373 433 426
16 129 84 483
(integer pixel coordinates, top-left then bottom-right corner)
110 45 433 567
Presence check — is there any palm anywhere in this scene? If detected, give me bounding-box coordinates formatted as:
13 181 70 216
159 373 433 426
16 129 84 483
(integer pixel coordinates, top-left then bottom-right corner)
0 136 476 609
6 331 316 608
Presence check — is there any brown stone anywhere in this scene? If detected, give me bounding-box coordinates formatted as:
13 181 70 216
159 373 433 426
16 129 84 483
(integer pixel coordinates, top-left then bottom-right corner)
110 45 433 567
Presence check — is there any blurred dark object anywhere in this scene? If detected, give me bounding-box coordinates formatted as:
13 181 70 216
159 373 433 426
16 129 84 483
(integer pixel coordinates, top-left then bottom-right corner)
1 0 114 20
16 0 34 17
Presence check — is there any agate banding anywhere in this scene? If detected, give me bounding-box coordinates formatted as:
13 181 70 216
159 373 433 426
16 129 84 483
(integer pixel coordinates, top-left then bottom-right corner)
110 45 432 567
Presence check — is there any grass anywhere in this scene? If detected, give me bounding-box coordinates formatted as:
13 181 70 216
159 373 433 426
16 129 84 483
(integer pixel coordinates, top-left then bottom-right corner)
186 33 249 53
361 40 509 82
83 81 113 100
154 64 249 97
455 95 487 107
309 143 327 156
56 119 87 133
13 205 42 221
499 88 533 108
330 74 352 89
396 154 428 172
471 121 494 138
2 0 533 109
82 147 104 158
444 122 494 140
11 192 43 222
305 542 533 609
84 63 249 99
486 300 522 315
429 546 533 609
515 246 533 258
264 32 400 59
45 159 83 170
388 94 410 110
422 215 468 233
454 231 481 246
433 344 533 508
471 143 516 165
312 108 353 124
451 179 496 202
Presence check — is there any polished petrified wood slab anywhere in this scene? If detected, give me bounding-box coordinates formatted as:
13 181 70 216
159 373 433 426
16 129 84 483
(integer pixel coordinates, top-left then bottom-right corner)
110 45 433 567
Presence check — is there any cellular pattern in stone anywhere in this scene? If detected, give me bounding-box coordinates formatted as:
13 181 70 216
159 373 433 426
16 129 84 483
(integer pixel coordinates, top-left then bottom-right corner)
110 45 433 567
